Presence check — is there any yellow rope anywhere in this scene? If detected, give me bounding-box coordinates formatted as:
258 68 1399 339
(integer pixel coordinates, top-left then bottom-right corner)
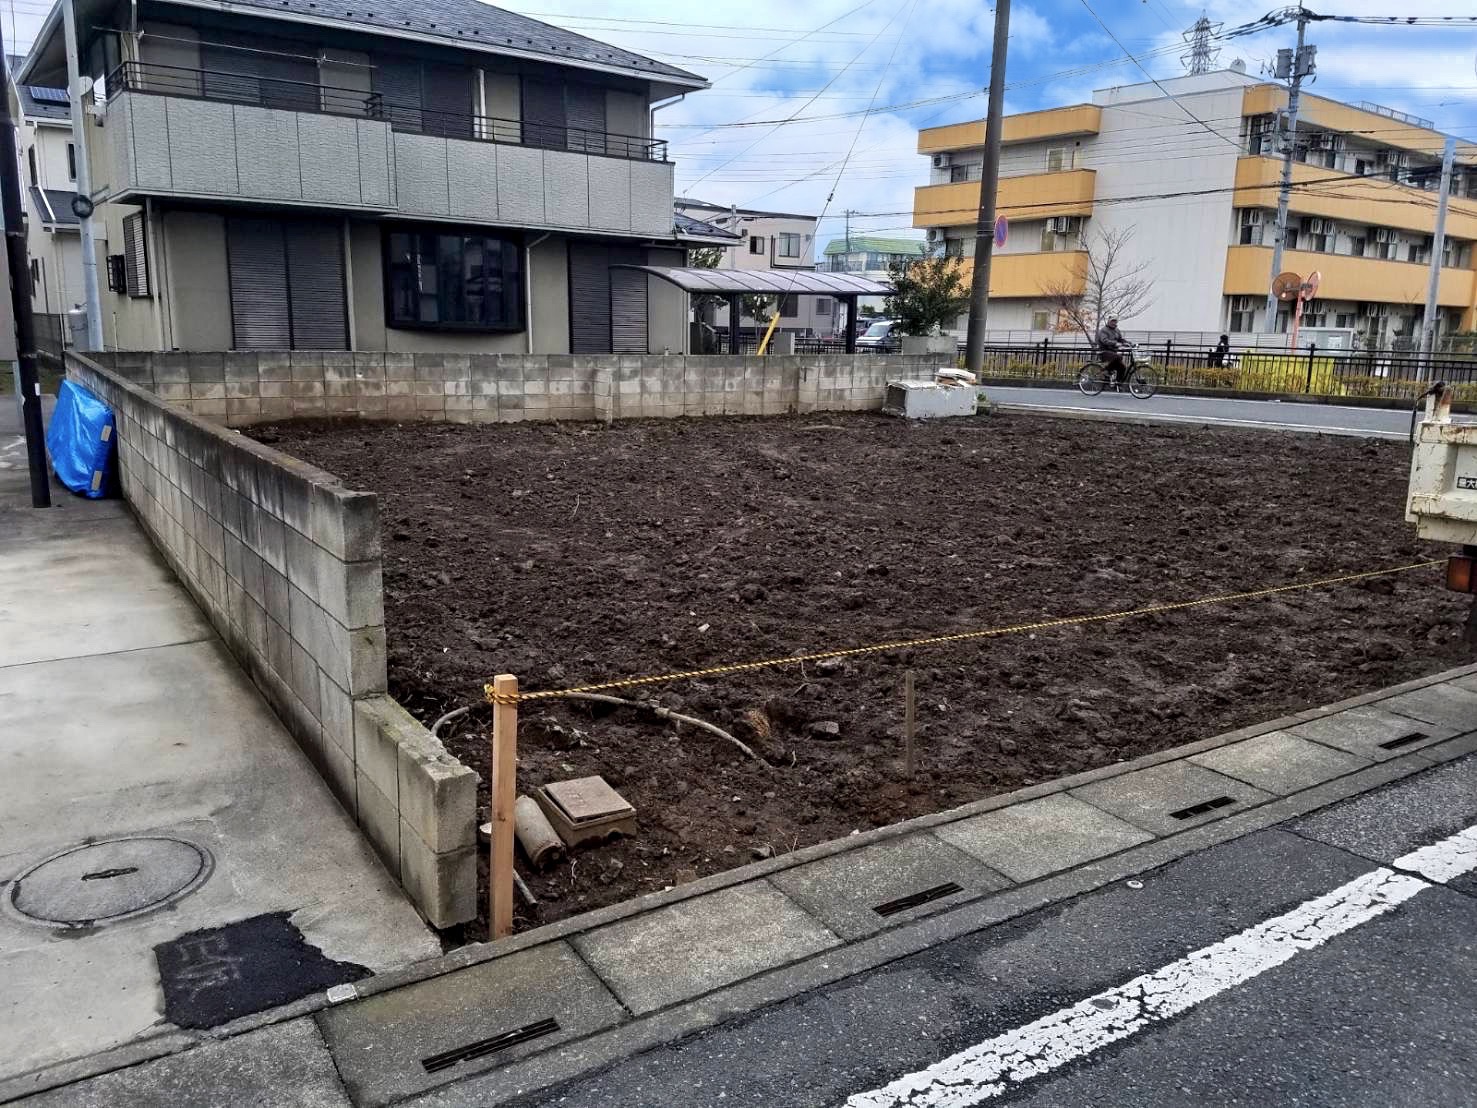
484 559 1442 705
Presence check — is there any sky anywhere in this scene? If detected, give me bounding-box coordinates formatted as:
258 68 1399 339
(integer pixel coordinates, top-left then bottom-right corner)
4 0 1475 255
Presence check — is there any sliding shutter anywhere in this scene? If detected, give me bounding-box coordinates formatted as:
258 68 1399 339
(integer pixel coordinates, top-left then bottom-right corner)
521 79 565 151
422 66 475 139
377 59 424 132
565 84 606 155
610 267 647 354
122 212 150 297
227 217 292 349
284 222 348 350
567 242 609 354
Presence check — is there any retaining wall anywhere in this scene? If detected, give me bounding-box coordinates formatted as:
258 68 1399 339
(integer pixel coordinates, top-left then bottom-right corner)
84 351 948 427
65 352 477 927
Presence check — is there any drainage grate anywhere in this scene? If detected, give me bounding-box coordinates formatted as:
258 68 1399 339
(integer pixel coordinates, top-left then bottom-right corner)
421 1018 561 1074
873 882 964 918
1377 730 1427 751
1168 795 1236 821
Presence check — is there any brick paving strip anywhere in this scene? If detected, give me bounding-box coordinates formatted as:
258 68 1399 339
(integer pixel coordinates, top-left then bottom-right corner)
10 664 1477 1106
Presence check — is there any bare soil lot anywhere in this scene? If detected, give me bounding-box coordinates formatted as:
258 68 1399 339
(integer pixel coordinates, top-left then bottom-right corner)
255 412 1470 936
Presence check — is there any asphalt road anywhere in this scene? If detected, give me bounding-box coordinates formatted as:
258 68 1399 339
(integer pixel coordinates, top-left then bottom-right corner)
985 385 1414 440
521 755 1477 1108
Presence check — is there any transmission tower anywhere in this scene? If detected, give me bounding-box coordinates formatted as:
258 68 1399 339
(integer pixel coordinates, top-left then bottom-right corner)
1181 14 1222 76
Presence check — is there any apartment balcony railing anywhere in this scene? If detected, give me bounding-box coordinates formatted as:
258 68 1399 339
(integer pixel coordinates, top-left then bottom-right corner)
107 61 669 162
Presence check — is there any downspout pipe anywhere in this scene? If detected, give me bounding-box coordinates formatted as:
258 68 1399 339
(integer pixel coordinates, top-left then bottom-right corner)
525 231 551 354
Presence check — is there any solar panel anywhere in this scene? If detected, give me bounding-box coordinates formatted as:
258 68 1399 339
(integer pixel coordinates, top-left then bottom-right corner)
26 86 69 103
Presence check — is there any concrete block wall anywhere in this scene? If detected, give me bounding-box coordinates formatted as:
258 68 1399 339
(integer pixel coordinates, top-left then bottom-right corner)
65 352 477 928
89 351 947 427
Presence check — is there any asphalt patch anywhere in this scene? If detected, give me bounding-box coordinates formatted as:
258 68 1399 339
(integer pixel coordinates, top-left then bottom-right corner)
155 911 369 1029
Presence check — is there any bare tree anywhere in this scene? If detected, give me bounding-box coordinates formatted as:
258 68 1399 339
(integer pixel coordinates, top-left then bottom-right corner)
1039 226 1155 343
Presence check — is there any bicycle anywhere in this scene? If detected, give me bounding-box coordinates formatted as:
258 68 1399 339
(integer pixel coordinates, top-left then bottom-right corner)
1077 344 1158 399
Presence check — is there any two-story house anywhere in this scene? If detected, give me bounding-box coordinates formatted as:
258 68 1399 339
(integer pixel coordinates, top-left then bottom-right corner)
674 196 828 338
821 235 923 329
7 56 83 336
18 0 708 355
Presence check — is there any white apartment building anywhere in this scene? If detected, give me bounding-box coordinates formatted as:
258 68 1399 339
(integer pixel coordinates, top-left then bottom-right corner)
916 69 1477 347
674 196 831 336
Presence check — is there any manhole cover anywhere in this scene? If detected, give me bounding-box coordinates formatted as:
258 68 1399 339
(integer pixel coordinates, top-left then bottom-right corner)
7 837 212 927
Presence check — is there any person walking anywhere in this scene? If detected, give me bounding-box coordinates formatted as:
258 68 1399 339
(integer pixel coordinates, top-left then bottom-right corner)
1210 333 1230 368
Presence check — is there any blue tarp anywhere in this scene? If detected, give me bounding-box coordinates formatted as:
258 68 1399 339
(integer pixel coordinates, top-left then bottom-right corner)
45 379 116 498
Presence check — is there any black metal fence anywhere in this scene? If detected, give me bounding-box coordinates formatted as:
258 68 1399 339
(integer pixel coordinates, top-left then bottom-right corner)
34 313 65 365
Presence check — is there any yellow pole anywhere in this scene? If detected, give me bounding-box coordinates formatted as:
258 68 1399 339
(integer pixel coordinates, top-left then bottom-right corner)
490 673 518 939
756 300 783 356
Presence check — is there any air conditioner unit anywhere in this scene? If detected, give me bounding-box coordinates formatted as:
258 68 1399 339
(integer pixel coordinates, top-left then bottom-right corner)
932 153 951 169
1059 216 1082 234
926 227 943 243
1045 217 1060 233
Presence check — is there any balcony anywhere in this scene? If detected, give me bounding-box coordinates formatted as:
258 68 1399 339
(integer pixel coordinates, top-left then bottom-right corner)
96 61 674 236
1223 245 1476 308
918 105 1101 155
1233 156 1477 241
914 169 1095 229
939 252 1088 297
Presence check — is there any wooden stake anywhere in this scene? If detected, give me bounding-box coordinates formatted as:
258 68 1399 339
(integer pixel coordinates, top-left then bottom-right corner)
903 669 916 779
490 673 518 939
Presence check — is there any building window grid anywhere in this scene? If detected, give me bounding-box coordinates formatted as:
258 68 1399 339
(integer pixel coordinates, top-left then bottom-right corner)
385 228 523 331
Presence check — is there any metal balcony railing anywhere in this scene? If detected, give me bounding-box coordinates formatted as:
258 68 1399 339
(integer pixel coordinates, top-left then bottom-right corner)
107 61 669 162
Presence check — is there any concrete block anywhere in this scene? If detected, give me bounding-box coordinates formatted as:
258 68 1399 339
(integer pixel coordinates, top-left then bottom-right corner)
398 729 478 853
288 640 324 720
400 833 476 930
1286 705 1460 761
317 941 620 1103
934 792 1155 882
319 732 357 814
384 353 416 380
352 695 405 802
319 669 355 756
1189 732 1369 794
290 351 325 380
1380 683 1477 731
1070 761 1274 837
573 882 839 1014
257 352 294 382
769 832 1009 941
356 770 401 873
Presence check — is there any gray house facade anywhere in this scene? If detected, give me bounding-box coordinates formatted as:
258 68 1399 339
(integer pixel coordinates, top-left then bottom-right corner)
19 0 706 354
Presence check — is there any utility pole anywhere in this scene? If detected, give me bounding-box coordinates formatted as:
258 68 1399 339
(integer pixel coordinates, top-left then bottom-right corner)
1420 134 1456 368
1263 7 1315 333
0 23 52 507
963 0 1009 379
63 0 103 351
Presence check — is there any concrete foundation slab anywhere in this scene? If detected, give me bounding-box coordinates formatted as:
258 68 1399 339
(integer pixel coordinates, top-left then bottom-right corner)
1378 684 1477 732
317 941 625 1107
1285 705 1460 761
768 833 1010 941
17 1019 349 1108
1189 732 1369 794
572 882 839 1015
1069 761 1273 836
932 793 1154 882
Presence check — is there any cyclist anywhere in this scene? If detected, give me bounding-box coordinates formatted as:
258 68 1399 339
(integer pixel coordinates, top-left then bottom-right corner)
1095 316 1129 390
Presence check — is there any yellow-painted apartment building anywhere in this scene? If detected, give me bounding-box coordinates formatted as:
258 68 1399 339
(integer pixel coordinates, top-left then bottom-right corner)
915 69 1477 346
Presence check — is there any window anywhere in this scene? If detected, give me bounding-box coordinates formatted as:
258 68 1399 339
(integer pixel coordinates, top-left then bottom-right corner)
944 238 965 258
1040 225 1057 252
816 297 831 317
106 254 126 293
1349 236 1365 258
1238 209 1263 246
779 293 799 318
1410 238 1431 265
1229 295 1256 332
386 228 523 331
1046 147 1066 172
122 212 150 297
949 164 979 184
67 142 76 182
749 236 766 255
1031 310 1051 330
26 147 36 187
1336 313 1355 329
776 233 802 259
28 258 38 286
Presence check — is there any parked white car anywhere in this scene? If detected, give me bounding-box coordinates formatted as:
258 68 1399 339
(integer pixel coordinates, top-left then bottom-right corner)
855 320 899 351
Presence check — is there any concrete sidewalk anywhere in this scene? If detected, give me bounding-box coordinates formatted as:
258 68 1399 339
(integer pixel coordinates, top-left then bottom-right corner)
0 408 439 1099
14 649 1477 1105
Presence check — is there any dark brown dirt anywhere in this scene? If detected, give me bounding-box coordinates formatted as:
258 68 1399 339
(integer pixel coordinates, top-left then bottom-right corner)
253 412 1471 938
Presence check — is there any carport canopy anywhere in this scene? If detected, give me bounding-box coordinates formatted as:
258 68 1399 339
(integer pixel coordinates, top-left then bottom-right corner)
614 266 891 353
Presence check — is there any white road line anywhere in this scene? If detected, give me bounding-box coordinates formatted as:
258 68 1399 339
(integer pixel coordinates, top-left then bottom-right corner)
844 822 1477 1108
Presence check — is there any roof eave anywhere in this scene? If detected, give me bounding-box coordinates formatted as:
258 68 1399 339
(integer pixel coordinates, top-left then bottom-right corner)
152 0 709 89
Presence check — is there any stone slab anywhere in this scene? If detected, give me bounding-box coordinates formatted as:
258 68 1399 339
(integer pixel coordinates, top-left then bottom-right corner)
933 792 1154 882
1379 684 1477 732
17 1019 349 1108
1069 761 1274 837
318 941 624 1107
1188 731 1369 795
768 832 1010 941
1285 705 1460 761
572 882 839 1015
